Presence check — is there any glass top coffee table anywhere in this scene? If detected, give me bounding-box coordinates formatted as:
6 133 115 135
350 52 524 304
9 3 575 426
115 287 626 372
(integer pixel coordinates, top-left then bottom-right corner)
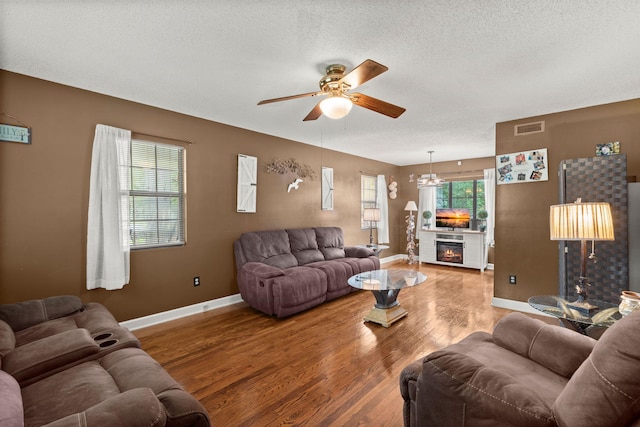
528 295 621 338
348 269 427 327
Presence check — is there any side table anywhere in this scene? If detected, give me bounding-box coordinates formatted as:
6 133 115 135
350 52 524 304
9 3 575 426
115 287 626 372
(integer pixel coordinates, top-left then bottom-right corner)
357 244 389 257
528 295 621 339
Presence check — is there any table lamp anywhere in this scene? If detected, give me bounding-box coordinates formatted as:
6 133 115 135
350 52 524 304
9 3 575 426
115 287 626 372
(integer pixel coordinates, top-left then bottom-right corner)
363 208 381 246
549 198 614 313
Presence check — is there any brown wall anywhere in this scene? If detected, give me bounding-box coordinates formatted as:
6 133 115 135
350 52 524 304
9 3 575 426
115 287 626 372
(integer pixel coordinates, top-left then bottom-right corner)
3 70 638 320
399 156 497 263
494 99 640 302
0 70 410 321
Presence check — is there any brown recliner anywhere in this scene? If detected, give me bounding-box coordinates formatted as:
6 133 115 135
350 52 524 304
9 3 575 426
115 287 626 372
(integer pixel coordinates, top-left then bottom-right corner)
400 310 640 426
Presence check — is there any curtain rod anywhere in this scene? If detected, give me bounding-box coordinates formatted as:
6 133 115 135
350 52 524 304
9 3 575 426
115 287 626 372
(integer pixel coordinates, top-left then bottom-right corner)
131 130 194 145
439 168 486 176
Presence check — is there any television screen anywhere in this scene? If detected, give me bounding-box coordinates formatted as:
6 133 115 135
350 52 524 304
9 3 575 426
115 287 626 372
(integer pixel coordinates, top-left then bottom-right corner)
435 208 470 229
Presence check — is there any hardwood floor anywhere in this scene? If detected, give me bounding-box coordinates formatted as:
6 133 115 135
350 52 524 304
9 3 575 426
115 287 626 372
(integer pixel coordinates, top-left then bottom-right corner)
134 261 546 426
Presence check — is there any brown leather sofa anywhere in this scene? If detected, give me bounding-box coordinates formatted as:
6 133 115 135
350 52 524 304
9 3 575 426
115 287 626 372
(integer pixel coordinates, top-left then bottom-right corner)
0 296 210 427
234 226 379 317
400 310 640 427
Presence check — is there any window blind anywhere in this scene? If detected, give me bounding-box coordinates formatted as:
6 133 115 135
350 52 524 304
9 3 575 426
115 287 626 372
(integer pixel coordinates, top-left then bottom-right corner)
129 140 185 249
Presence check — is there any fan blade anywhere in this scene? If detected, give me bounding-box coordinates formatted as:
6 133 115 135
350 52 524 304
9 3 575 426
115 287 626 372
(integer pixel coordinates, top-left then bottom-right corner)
339 59 388 90
302 102 323 121
350 93 406 118
258 91 324 105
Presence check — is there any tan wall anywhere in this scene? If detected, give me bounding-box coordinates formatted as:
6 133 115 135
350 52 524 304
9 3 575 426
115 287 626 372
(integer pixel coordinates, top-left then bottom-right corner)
0 70 410 321
3 70 637 319
494 99 640 302
399 156 497 263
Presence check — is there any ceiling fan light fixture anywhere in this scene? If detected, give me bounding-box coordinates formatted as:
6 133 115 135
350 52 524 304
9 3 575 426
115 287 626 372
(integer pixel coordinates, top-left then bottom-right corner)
319 96 353 119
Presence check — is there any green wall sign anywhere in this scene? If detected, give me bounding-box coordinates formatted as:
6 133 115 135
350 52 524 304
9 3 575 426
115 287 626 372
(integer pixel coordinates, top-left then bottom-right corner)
0 123 31 144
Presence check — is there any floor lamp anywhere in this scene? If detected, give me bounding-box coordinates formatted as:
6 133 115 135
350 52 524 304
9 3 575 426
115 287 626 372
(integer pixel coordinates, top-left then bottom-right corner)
363 208 381 246
405 201 418 264
549 198 614 313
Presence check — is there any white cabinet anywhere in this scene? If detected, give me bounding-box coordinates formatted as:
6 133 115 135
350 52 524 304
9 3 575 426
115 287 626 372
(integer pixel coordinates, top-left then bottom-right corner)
418 229 487 271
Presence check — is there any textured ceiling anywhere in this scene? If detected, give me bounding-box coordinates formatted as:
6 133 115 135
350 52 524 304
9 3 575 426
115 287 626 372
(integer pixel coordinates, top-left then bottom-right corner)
2 1 640 165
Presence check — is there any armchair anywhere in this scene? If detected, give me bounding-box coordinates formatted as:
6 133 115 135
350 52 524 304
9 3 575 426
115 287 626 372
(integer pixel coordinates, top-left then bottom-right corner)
400 311 640 426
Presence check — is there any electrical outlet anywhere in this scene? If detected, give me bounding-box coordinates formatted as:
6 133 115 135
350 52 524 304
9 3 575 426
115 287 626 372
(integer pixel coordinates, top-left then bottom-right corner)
509 275 517 285
193 276 200 287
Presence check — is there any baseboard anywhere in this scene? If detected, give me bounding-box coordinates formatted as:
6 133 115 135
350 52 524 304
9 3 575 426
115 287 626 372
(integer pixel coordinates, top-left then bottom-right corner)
120 293 244 331
491 297 553 317
380 254 406 264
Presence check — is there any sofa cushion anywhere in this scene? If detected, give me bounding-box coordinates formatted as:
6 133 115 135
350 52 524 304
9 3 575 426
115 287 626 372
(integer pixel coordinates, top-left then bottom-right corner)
306 260 354 295
337 257 380 274
0 370 23 427
13 303 126 347
44 388 166 427
493 312 596 378
271 267 328 317
443 331 568 408
419 349 557 426
314 227 346 260
0 296 84 332
3 328 100 385
238 230 298 269
22 360 122 427
287 228 325 265
553 310 640 427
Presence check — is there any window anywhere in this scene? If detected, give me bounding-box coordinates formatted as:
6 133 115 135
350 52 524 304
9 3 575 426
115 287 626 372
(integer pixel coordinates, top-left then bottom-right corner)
361 175 377 229
436 179 485 226
129 140 185 249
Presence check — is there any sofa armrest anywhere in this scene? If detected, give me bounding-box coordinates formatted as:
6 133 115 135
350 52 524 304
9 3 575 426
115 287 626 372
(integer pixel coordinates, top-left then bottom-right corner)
492 312 596 377
0 370 22 427
400 360 423 427
2 328 100 384
0 295 84 332
158 389 211 427
241 262 285 278
344 246 374 258
43 388 167 427
418 349 556 426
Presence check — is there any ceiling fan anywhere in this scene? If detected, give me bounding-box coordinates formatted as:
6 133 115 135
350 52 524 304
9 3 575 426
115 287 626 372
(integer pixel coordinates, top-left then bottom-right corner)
257 59 406 121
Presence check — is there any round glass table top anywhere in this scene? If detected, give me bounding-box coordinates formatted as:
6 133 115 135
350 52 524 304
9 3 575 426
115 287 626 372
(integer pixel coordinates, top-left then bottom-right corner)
528 295 621 326
348 269 427 291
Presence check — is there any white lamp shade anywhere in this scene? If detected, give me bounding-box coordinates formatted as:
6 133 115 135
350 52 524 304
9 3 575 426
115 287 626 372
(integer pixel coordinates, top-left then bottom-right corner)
363 208 381 221
549 201 614 241
319 96 353 119
404 201 418 211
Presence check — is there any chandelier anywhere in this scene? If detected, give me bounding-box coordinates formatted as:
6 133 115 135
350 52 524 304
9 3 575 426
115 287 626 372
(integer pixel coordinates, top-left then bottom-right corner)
417 151 445 188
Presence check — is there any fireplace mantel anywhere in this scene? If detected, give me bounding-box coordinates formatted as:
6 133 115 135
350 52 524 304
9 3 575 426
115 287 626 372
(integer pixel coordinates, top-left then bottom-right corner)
418 229 487 272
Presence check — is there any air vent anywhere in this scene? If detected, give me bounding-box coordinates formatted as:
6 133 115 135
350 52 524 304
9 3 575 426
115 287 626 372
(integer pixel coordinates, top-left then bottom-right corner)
514 121 545 136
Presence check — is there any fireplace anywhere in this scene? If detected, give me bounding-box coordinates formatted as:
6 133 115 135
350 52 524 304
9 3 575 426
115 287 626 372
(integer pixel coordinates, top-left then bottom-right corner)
437 241 463 264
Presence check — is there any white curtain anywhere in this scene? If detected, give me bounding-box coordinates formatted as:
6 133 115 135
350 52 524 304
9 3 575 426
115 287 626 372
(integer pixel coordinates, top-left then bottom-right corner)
484 168 496 264
376 175 389 244
86 125 131 290
418 186 437 229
